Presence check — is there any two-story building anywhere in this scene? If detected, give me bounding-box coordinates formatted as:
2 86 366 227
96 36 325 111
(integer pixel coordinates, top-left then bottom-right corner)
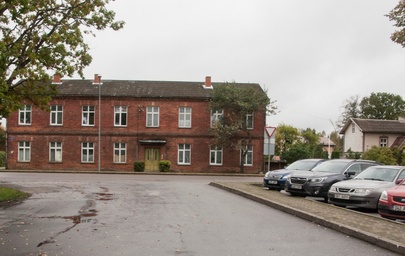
6 75 267 173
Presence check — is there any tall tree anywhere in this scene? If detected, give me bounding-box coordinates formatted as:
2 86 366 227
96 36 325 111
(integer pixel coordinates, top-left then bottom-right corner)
387 0 405 47
360 92 405 120
0 0 124 117
337 95 361 128
209 82 276 173
274 124 300 156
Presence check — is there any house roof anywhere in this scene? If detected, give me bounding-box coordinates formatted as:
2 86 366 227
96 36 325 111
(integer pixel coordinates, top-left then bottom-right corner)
340 118 405 134
319 137 336 146
54 79 264 99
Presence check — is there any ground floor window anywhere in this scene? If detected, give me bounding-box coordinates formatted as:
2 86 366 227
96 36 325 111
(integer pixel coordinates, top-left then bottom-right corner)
49 142 62 162
242 145 253 166
210 146 223 165
178 144 191 164
81 142 94 163
18 141 30 162
114 143 127 163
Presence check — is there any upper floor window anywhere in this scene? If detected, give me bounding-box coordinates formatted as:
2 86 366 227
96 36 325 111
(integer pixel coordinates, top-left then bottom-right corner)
114 106 127 126
114 143 127 163
179 107 192 128
380 136 388 147
351 123 355 133
82 106 95 126
242 145 253 166
18 141 31 162
245 113 254 129
210 109 223 128
19 105 31 125
49 142 62 162
210 146 223 165
81 142 94 163
146 106 159 127
178 144 191 165
50 105 63 125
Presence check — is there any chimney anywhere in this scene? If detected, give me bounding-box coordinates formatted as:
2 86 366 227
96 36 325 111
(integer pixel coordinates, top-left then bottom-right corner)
203 76 213 89
93 74 102 84
52 74 62 84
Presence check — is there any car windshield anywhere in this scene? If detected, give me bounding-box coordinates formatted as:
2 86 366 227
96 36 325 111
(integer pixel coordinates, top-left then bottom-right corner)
311 161 349 174
354 167 400 182
285 160 319 171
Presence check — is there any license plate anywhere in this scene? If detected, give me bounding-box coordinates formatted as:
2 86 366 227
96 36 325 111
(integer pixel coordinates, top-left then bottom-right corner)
335 194 350 200
291 184 302 189
268 180 278 184
393 205 405 212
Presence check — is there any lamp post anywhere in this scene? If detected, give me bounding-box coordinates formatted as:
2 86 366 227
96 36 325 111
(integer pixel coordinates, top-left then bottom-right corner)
94 74 102 173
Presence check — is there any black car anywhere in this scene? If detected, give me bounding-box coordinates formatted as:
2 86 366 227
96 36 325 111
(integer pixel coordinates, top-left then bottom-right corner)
284 159 381 201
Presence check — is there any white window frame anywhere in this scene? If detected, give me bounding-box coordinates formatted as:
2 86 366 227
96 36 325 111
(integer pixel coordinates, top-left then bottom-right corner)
245 113 254 129
146 106 159 127
242 145 253 166
114 106 127 127
50 105 63 125
179 107 192 128
18 141 31 162
210 146 223 165
49 142 62 162
210 109 223 128
114 143 127 163
19 105 31 125
379 137 388 147
81 142 94 163
82 106 95 126
178 144 191 165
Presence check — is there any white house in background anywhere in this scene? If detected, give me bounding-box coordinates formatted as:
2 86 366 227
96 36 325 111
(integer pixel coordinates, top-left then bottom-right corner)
339 118 405 153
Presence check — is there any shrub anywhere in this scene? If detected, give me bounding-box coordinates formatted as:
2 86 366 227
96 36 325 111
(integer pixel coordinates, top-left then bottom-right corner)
159 160 171 172
133 162 145 172
363 146 396 165
0 151 5 167
331 150 340 159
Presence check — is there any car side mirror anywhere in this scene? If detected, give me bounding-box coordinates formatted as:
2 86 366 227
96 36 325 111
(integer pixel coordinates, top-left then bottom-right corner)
347 171 356 177
396 179 404 185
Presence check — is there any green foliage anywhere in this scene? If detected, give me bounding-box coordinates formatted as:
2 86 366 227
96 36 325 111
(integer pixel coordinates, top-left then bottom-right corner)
337 95 361 128
363 146 397 165
345 148 362 159
159 160 171 172
0 187 28 202
331 150 340 159
133 162 145 172
281 143 311 164
387 1 405 48
0 1 124 117
360 92 405 120
275 124 300 155
0 151 5 167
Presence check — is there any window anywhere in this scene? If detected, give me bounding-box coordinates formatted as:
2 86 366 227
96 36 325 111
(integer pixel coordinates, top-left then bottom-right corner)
18 141 30 162
245 113 254 129
178 144 191 164
114 106 127 126
243 145 253 166
114 143 127 163
146 106 159 127
179 107 192 128
19 105 31 125
210 146 223 165
351 123 355 133
379 136 388 147
211 110 223 128
81 142 94 163
49 142 62 162
82 106 95 126
50 105 63 125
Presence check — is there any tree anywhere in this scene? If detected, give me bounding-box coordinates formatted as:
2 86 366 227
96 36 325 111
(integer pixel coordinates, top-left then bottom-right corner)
337 95 361 128
274 124 300 156
0 0 124 117
209 82 276 172
387 0 405 48
360 92 405 120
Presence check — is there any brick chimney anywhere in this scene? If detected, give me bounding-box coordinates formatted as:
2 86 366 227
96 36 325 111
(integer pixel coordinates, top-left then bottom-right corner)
203 76 213 89
52 74 62 84
92 74 102 84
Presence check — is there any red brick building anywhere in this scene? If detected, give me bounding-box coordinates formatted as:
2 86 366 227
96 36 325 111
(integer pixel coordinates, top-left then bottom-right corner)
6 75 267 173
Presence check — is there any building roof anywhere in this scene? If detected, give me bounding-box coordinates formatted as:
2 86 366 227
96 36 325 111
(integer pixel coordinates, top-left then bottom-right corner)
54 79 264 99
340 118 405 134
319 137 336 146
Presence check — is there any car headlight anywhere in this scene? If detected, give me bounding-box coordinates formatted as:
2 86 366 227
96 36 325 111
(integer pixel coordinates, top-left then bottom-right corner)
309 177 327 183
329 185 337 192
264 172 271 178
380 190 388 201
354 188 373 194
283 174 291 180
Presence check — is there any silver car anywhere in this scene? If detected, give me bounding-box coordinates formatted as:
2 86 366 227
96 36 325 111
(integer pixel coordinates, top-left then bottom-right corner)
328 165 405 209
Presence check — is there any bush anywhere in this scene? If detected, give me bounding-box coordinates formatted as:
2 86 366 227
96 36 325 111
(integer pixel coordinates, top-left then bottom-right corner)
159 160 171 172
331 150 340 159
133 162 145 172
363 146 396 165
0 151 5 167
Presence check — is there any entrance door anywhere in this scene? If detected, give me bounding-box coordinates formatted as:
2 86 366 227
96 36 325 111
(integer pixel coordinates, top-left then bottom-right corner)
145 148 160 171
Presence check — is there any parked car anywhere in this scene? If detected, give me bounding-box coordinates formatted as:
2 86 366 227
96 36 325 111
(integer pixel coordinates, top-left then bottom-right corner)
285 159 380 201
328 166 405 209
263 159 326 191
378 179 405 220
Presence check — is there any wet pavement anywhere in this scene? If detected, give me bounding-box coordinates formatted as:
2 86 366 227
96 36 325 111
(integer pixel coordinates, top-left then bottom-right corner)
210 182 405 255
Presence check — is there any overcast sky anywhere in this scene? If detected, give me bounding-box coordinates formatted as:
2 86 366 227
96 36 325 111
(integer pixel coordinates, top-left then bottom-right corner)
78 0 405 134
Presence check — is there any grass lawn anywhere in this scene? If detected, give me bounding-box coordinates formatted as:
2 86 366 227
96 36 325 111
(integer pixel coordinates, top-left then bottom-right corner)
0 186 29 202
